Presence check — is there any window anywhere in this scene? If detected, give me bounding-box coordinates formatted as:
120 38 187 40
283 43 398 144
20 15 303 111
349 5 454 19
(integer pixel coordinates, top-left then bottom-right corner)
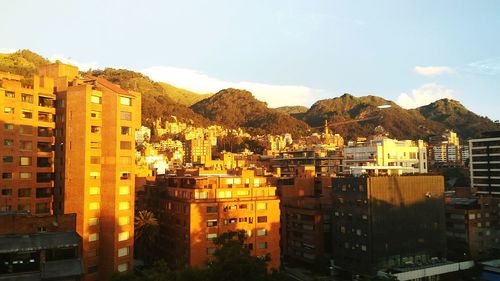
4 123 14 130
89 233 99 242
90 156 101 164
38 112 50 122
254 178 261 187
90 111 101 118
206 206 217 213
118 247 129 257
90 126 101 134
218 190 232 199
20 141 32 150
118 231 129 241
18 203 30 212
239 204 248 209
1 189 12 196
120 172 131 180
120 156 132 165
90 171 100 179
21 110 33 119
119 202 130 210
20 172 32 179
120 96 132 106
20 125 32 135
3 156 13 163
2 173 13 179
89 217 99 226
207 248 216 255
119 186 130 195
89 187 100 195
4 107 14 114
256 202 267 210
0 205 11 212
120 141 131 150
4 139 14 146
36 202 50 214
195 191 208 199
257 242 268 249
91 95 101 104
207 233 217 240
89 202 100 210
18 188 31 197
207 219 217 227
19 156 32 166
121 126 131 135
361 245 367 252
118 216 130 226
237 190 249 196
257 216 267 223
257 229 267 236
5 91 15 98
21 93 33 103
120 111 132 121
90 141 101 149
117 263 128 273
37 127 52 137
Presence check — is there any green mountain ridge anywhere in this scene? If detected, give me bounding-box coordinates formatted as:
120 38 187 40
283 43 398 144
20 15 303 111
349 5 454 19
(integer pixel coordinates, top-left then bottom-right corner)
159 82 212 106
1 49 498 140
190 88 310 136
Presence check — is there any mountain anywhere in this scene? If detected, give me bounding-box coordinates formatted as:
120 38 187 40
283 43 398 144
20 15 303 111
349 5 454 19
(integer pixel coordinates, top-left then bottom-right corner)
191 88 310 136
86 68 212 128
159 82 212 106
0 50 49 77
274 105 308 120
301 94 445 140
415 98 500 139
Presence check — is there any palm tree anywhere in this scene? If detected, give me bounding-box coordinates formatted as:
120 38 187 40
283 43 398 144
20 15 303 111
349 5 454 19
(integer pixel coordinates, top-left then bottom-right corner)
135 210 159 264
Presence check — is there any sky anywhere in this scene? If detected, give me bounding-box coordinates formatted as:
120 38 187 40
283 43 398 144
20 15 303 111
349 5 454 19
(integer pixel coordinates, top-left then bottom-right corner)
1 0 499 120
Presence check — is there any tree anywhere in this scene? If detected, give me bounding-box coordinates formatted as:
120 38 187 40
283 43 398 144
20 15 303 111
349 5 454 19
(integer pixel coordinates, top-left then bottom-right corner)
135 210 159 264
207 230 279 281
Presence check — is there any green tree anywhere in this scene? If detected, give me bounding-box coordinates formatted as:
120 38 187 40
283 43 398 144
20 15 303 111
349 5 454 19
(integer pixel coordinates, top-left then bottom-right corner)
135 210 160 265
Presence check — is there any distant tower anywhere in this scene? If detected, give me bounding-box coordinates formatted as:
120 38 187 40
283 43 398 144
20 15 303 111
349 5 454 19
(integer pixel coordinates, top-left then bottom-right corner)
324 119 329 136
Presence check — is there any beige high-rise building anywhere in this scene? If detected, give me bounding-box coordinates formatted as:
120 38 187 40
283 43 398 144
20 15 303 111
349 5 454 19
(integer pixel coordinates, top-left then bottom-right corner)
40 62 141 280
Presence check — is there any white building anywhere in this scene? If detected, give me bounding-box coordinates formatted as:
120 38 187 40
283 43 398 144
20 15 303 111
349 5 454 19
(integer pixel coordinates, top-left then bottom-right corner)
344 137 428 175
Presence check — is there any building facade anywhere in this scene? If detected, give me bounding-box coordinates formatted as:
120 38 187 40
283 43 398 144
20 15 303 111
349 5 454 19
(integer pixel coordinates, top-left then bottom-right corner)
343 137 428 175
331 175 446 277
0 213 83 280
145 169 281 270
0 71 55 215
469 131 500 196
38 62 140 280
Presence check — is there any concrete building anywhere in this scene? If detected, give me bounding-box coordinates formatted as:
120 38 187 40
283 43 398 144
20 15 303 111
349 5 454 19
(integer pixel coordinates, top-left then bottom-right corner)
0 71 55 215
39 62 140 280
144 168 281 270
271 149 343 177
0 213 83 280
184 135 212 166
469 131 500 196
331 175 446 278
343 137 428 175
445 194 500 261
277 166 333 271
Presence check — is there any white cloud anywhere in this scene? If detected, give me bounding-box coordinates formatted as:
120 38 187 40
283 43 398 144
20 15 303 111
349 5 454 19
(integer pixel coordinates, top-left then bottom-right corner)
49 54 99 71
0 48 16 53
465 57 500 75
397 83 454 109
141 66 323 108
414 66 457 76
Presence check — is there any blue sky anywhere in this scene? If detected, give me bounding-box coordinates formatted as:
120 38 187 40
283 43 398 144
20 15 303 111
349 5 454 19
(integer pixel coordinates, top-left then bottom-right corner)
2 0 499 119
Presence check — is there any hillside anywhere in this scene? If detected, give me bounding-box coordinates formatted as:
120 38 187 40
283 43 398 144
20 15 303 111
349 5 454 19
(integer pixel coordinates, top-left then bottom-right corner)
301 94 445 140
159 82 212 106
1 49 497 140
0 50 49 77
415 99 500 139
191 88 311 136
86 68 212 128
